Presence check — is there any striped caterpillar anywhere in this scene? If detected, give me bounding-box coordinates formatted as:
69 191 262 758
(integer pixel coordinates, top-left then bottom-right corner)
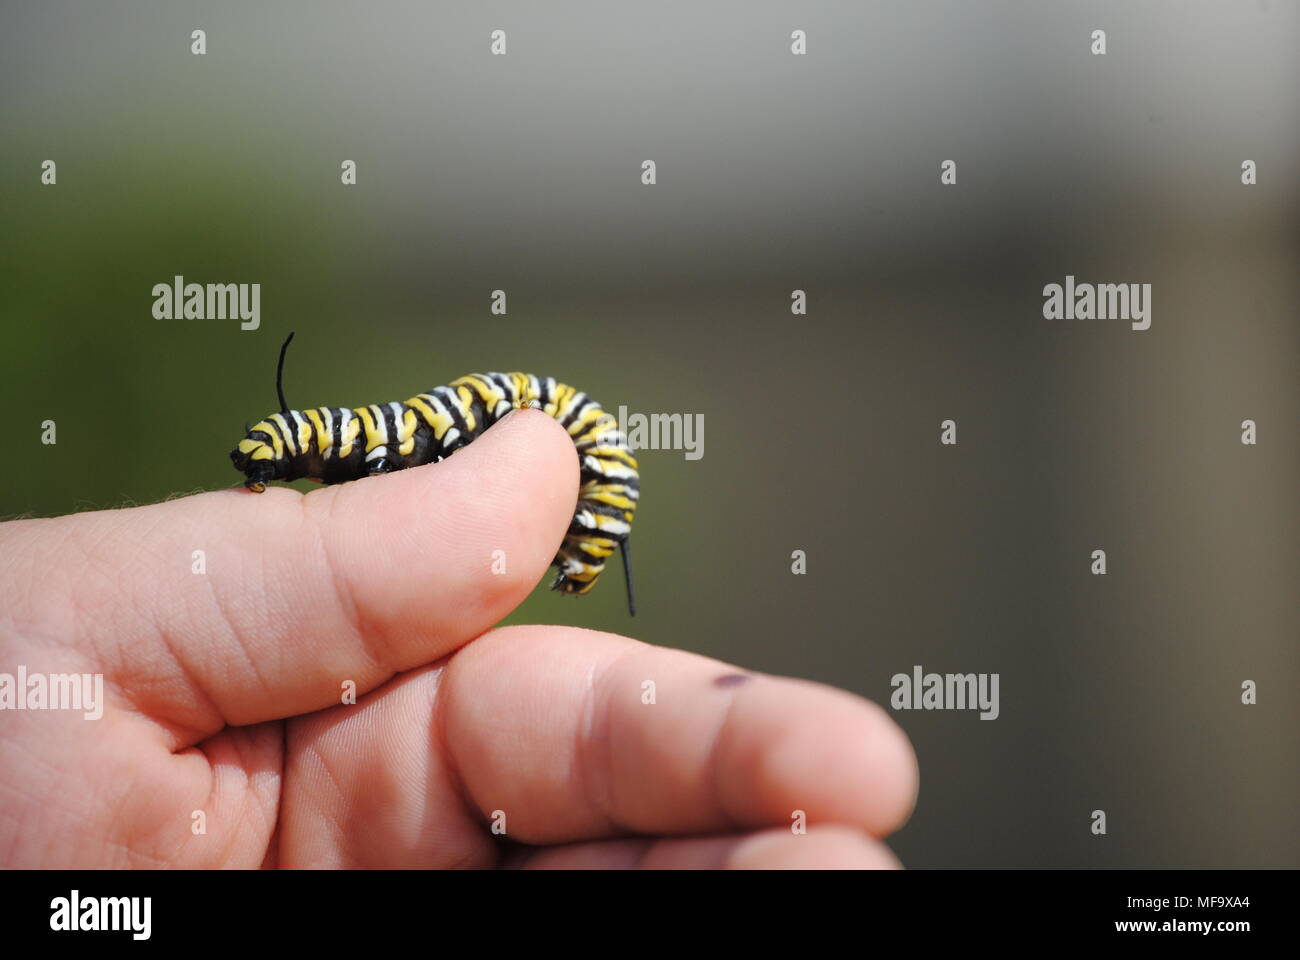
230 333 639 614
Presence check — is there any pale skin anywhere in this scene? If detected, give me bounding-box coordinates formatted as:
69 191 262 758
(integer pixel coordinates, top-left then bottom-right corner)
0 410 917 869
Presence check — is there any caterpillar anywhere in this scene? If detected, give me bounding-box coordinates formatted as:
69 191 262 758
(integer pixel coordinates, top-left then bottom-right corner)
230 333 639 614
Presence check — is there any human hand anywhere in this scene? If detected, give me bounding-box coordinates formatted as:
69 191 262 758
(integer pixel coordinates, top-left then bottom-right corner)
0 411 917 868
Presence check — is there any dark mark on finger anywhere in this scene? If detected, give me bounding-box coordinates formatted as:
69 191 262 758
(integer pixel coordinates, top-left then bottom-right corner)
713 673 750 689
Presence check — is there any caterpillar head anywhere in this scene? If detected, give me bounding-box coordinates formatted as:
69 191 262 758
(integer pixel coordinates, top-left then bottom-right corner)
231 331 297 493
230 422 288 492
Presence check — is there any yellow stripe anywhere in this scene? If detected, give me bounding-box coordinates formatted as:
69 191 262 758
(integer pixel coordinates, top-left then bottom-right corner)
479 374 506 406
305 409 329 456
398 408 417 456
546 384 567 420
587 445 638 468
360 405 390 453
575 419 620 445
252 420 284 458
567 405 605 435
586 491 636 511
340 415 361 458
356 406 376 449
556 385 581 421
407 394 454 441
456 387 478 432
239 437 276 462
452 374 502 408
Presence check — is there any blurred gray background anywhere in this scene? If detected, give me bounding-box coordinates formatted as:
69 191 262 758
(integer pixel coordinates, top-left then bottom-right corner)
1 0 1296 867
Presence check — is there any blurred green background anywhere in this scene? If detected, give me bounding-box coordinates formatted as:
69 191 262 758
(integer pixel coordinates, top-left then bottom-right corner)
2 1 1297 867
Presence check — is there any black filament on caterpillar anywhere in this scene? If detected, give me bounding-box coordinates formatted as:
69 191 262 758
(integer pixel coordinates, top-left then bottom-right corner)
230 333 639 614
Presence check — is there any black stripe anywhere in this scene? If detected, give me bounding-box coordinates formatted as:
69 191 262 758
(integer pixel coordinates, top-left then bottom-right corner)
436 384 482 448
488 372 515 400
575 435 630 453
560 395 594 429
585 475 640 494
433 385 470 435
329 407 344 457
577 499 633 521
381 402 401 445
465 374 497 405
559 540 612 568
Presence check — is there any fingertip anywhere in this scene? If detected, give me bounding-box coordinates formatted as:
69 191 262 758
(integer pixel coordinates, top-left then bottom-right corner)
723 679 919 839
800 692 919 837
860 697 920 834
303 407 579 663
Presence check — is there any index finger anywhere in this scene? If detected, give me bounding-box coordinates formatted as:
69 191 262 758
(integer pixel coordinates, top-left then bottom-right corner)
440 625 919 842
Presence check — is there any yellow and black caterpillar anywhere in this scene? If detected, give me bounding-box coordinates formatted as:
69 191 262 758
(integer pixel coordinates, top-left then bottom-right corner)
230 334 639 613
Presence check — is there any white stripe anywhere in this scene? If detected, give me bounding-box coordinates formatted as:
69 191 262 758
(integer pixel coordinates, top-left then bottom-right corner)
423 392 449 419
338 408 353 454
434 386 461 417
271 413 296 456
321 407 335 459
559 392 588 423
585 456 637 480
290 411 310 454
